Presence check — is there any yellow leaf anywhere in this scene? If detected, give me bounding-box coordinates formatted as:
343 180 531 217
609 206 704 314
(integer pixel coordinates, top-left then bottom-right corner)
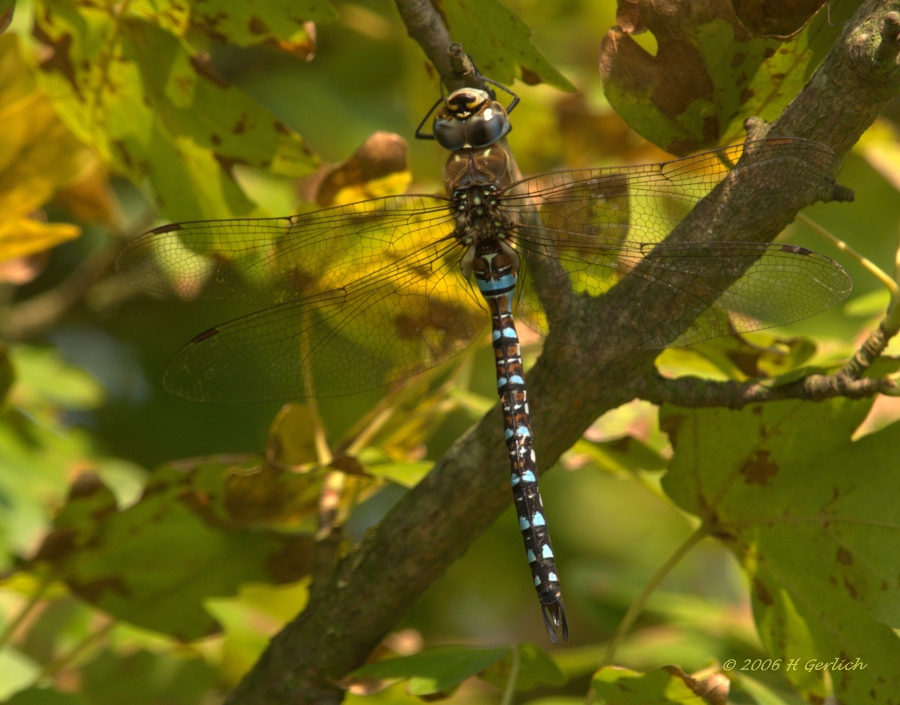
0 218 80 262
0 34 100 263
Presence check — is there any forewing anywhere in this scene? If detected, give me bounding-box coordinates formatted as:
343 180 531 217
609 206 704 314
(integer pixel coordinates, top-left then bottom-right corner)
116 195 455 305
499 139 848 347
118 196 488 401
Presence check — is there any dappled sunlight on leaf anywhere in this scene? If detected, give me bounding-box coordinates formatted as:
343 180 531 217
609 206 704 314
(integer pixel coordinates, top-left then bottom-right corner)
316 132 412 207
33 2 319 222
592 664 729 704
205 580 309 685
0 33 94 263
266 403 322 468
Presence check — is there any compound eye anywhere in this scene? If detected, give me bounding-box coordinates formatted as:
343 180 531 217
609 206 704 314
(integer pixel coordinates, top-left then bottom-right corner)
433 115 467 151
465 103 510 148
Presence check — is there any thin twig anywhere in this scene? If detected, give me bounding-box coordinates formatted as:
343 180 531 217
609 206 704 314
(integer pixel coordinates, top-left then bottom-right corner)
37 619 115 680
499 645 520 705
2 242 121 340
600 527 708 667
0 573 51 648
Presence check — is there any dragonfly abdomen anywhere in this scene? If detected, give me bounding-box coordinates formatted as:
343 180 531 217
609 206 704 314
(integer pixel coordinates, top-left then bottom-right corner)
472 242 568 643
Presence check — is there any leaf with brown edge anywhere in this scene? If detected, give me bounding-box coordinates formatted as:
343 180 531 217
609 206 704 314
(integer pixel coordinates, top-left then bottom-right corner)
660 397 900 701
733 0 829 38
316 132 411 207
592 665 729 704
0 0 13 35
31 463 317 640
266 403 321 468
128 0 337 60
600 0 863 154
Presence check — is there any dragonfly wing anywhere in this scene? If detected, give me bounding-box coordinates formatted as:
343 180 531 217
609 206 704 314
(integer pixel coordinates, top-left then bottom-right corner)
501 139 848 347
162 236 487 401
116 195 456 305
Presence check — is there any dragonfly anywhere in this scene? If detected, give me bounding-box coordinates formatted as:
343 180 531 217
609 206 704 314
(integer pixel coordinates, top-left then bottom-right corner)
116 81 852 644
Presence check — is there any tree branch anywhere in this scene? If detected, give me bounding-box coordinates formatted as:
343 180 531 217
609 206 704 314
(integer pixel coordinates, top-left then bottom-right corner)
638 277 900 409
224 2 900 704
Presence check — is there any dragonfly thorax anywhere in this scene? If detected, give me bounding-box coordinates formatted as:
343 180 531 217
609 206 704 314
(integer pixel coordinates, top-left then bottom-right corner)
452 184 510 243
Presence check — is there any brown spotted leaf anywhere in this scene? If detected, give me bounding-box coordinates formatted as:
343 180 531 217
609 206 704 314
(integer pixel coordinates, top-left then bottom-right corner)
128 0 338 60
34 1 318 222
32 462 316 640
732 0 829 38
660 397 900 701
599 0 864 154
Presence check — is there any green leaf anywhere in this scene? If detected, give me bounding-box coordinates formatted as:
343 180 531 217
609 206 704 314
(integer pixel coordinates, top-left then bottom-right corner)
732 673 794 705
660 398 900 701
356 448 432 487
350 645 509 696
34 0 318 222
0 347 110 565
266 403 321 468
129 0 338 59
436 0 574 90
571 437 667 477
0 646 40 701
481 643 566 690
32 465 316 640
591 665 727 703
599 1 864 153
4 689 87 705
843 288 890 317
80 649 218 705
10 345 105 410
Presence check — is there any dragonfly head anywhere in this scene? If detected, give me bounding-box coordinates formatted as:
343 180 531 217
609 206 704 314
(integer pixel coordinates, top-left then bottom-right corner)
434 88 511 151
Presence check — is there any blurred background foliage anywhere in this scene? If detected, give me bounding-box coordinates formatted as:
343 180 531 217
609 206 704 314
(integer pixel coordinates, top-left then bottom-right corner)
0 0 899 703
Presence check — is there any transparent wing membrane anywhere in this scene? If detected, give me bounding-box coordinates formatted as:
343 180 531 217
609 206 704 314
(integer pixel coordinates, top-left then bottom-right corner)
119 197 485 401
117 138 851 401
501 139 850 345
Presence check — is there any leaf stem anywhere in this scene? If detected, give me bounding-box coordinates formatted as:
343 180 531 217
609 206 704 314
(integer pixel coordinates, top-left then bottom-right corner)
38 619 115 680
600 526 708 667
0 573 52 649
500 645 520 705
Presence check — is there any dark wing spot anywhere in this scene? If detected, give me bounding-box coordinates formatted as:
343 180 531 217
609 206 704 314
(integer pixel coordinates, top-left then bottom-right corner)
780 244 811 255
192 327 220 344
